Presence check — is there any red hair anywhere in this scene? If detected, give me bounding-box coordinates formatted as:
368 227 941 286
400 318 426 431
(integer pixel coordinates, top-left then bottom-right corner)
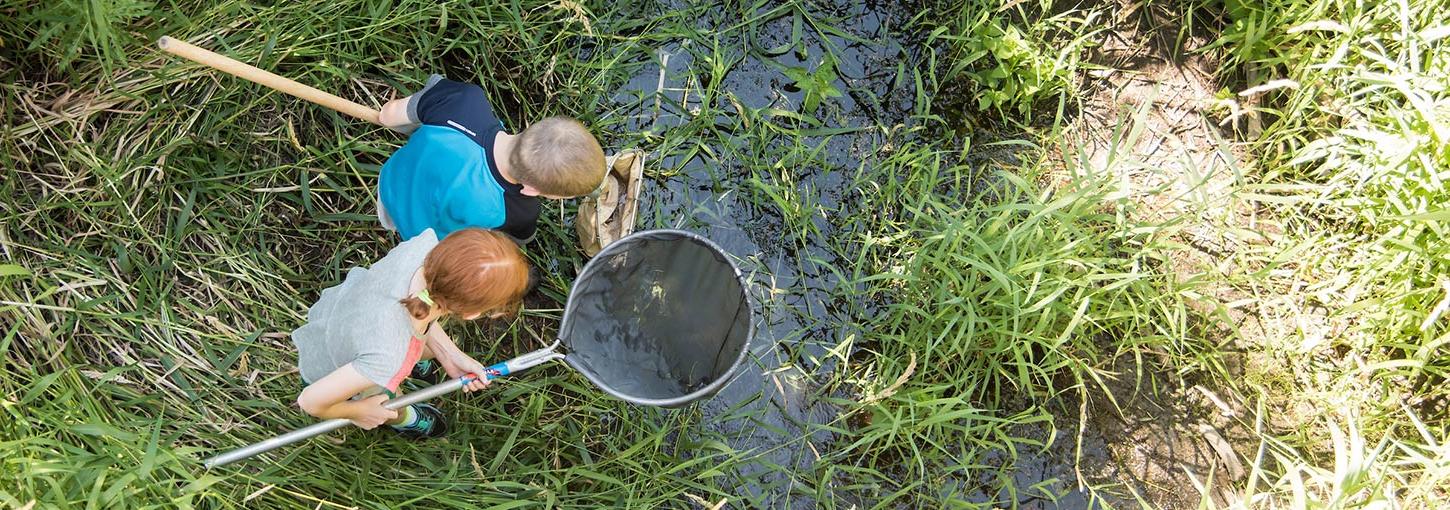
400 229 530 320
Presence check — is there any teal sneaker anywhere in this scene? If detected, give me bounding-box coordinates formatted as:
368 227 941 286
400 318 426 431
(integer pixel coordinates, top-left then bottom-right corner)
390 403 447 439
409 359 442 384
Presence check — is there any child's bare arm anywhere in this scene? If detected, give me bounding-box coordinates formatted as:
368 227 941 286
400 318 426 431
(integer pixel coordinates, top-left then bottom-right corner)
423 325 491 393
380 96 415 132
296 363 397 429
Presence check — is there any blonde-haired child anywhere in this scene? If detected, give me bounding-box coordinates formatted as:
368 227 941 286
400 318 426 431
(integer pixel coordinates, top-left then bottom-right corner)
376 75 606 244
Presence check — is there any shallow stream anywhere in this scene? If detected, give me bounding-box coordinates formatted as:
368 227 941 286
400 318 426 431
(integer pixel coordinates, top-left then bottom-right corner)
583 0 1121 506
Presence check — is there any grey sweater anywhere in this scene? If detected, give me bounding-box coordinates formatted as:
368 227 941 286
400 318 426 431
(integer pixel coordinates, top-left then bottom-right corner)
293 229 439 392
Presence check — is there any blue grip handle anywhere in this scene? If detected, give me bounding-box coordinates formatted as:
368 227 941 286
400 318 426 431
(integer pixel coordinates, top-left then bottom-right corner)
461 361 512 386
483 361 511 379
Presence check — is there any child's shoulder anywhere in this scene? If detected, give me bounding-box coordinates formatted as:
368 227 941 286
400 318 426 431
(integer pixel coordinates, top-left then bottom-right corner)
410 76 503 139
373 229 439 270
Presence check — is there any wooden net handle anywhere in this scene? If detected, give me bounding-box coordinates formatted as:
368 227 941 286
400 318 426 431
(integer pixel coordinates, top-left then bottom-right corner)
157 36 381 125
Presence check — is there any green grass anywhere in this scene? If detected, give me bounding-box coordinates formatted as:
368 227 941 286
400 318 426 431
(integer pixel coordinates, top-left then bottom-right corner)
921 0 1101 123
0 1 729 506
1188 0 1450 506
2 0 1448 507
808 109 1226 503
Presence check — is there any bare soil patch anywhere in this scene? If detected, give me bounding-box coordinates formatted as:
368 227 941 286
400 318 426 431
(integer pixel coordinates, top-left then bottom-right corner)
1043 2 1280 507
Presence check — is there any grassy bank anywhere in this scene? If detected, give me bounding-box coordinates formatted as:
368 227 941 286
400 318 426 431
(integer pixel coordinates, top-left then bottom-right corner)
1200 0 1450 504
2 1 717 506
2 0 1447 508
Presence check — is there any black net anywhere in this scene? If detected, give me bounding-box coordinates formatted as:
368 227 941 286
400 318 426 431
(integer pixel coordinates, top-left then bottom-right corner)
560 230 751 406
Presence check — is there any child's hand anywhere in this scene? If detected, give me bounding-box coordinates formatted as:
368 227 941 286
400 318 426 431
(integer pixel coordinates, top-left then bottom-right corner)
443 353 494 393
461 374 491 393
423 327 493 392
350 394 398 429
380 96 417 134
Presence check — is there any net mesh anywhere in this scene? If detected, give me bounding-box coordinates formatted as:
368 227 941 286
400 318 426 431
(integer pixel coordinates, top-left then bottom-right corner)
560 231 750 404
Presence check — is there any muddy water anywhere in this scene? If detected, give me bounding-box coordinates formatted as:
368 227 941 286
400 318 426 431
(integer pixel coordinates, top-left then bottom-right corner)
598 0 900 505
596 0 1116 507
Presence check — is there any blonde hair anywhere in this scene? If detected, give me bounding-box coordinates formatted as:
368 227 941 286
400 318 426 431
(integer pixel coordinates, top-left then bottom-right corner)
400 229 530 320
509 116 606 197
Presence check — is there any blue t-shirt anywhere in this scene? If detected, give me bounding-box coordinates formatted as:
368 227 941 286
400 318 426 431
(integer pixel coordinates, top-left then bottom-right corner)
379 75 541 241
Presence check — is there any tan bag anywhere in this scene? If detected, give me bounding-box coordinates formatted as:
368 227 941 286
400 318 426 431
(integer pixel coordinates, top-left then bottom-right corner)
577 151 644 256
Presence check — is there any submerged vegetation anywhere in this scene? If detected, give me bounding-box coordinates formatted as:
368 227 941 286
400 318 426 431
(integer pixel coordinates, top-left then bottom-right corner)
2 0 1447 508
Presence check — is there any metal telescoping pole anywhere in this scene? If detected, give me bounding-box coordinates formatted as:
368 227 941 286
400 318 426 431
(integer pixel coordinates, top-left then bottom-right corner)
203 342 564 468
203 377 467 468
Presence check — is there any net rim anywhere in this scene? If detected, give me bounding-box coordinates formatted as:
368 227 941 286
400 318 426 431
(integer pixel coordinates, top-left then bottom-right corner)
559 229 753 407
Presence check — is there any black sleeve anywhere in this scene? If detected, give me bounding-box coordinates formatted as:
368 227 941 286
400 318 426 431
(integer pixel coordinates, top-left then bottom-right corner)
405 75 503 138
500 197 541 244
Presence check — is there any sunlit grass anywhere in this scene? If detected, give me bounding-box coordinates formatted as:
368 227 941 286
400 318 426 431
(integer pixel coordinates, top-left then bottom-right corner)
1186 0 1450 506
3 0 1447 507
